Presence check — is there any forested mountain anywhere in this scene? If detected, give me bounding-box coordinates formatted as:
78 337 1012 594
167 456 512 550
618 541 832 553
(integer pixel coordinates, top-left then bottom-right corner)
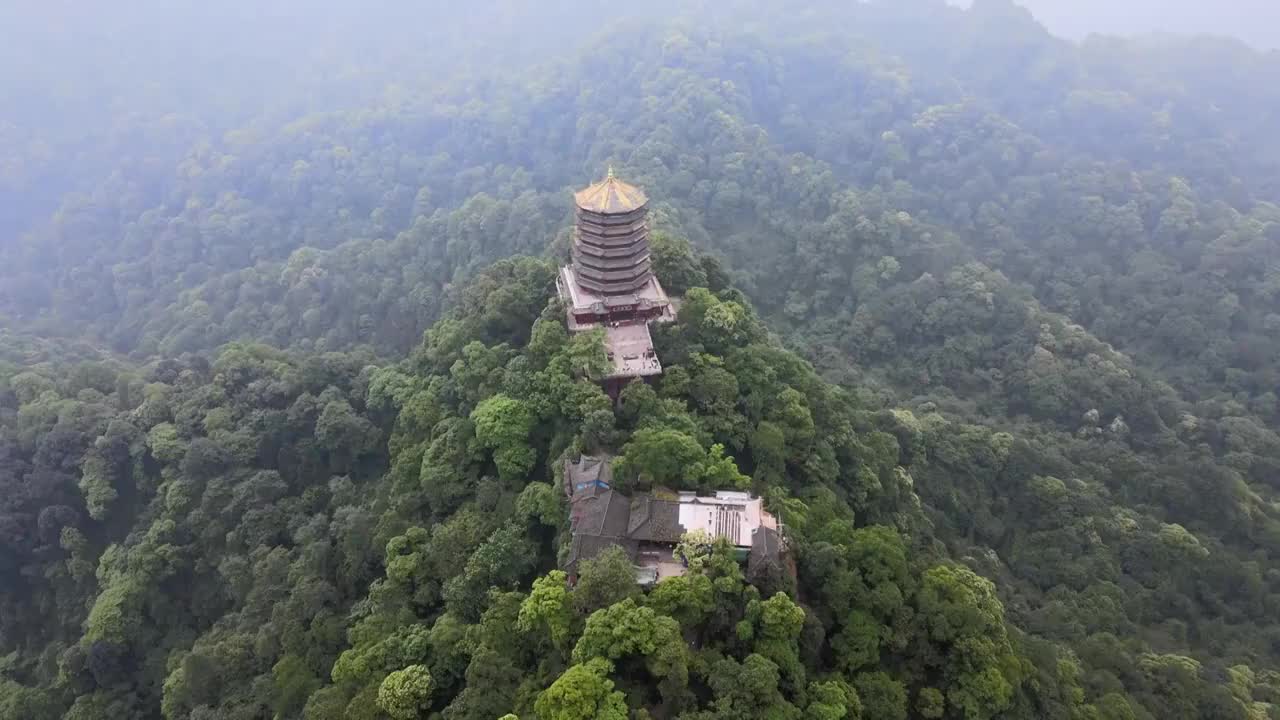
4 1 1280 718
1000 0 1280 50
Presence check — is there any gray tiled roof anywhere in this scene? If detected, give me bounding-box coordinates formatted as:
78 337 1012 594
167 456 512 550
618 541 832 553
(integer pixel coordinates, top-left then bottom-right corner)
566 454 614 493
627 496 684 543
566 533 639 574
570 488 631 538
748 526 785 576
567 485 636 575
567 486 688 575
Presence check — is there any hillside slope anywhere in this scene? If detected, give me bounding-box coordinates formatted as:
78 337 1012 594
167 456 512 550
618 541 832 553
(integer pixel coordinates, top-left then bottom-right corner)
4 2 1280 718
5 253 1274 719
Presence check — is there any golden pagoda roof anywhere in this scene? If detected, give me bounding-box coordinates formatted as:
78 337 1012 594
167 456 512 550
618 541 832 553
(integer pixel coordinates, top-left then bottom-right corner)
574 169 648 214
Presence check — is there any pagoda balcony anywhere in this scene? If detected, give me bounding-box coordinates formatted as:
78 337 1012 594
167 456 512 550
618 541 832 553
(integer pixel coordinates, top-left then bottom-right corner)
576 221 649 240
576 249 650 266
574 242 650 261
559 264 675 319
576 215 649 236
576 235 650 255
578 225 647 243
576 234 649 252
577 274 653 295
574 252 652 274
576 263 653 284
576 207 647 226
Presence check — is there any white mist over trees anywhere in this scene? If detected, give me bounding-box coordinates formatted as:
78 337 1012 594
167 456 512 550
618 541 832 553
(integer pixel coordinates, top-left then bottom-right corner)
3 1 1280 719
952 0 1279 49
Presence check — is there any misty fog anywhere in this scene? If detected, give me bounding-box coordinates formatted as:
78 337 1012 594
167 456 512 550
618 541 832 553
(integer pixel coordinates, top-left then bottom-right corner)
953 0 1279 49
3 3 1280 718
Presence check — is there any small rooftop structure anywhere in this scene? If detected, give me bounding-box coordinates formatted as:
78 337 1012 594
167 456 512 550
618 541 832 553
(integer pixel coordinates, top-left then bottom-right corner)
748 526 786 581
563 453 614 496
675 490 779 546
563 455 785 586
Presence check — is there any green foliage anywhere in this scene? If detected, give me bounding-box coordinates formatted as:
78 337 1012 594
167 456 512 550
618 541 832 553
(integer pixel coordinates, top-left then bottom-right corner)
2 4 1280 719
851 672 906 720
516 481 563 529
646 572 715 627
572 546 641 615
565 329 612 381
377 664 433 720
273 654 323 718
535 658 628 720
0 679 59 720
145 422 184 465
571 598 687 695
614 429 749 492
804 679 862 720
916 565 1008 645
518 571 574 651
830 611 880 673
916 687 944 719
650 232 709 296
471 394 537 482
750 593 806 662
613 428 705 488
443 522 539 621
699 653 800 719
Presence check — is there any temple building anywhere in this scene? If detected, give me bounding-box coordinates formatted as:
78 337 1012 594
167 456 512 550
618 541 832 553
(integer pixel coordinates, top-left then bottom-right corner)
557 170 675 396
555 178 789 588
562 454 785 587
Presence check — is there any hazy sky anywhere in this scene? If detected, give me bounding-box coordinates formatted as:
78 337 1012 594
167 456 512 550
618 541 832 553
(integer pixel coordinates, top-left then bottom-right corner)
953 0 1279 49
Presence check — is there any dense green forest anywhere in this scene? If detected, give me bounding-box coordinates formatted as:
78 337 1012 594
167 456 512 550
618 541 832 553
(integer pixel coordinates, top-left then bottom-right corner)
4 0 1280 718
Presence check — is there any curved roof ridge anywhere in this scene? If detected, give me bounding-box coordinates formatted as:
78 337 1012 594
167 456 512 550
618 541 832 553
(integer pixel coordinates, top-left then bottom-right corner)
574 174 648 214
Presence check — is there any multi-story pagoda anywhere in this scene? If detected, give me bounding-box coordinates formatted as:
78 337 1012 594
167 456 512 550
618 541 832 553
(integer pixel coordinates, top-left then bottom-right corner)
557 170 675 396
